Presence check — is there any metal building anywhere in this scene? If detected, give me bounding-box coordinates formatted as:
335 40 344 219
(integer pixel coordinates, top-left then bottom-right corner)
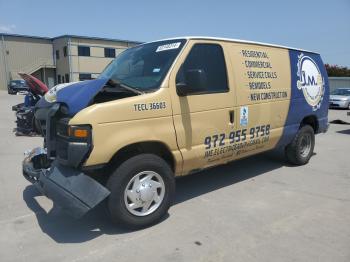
0 33 141 90
328 77 350 93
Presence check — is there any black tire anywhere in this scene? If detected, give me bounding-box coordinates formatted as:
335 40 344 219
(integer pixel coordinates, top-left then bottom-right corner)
285 125 315 165
106 154 175 228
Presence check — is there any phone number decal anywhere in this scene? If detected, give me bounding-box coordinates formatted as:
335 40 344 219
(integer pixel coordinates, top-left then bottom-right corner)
204 124 271 161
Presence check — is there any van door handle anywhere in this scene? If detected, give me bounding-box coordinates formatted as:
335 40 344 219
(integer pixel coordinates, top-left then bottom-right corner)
229 110 234 124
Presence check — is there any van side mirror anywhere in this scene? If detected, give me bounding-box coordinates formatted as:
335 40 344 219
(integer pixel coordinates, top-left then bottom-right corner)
176 69 207 96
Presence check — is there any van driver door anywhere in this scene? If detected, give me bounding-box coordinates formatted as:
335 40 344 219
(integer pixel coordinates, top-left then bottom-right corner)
168 41 236 175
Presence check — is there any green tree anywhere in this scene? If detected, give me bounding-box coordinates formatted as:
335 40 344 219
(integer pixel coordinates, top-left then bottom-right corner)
325 64 350 77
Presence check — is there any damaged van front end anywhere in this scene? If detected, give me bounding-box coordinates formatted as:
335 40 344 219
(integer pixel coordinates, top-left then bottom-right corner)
22 79 113 218
22 38 187 226
23 148 110 218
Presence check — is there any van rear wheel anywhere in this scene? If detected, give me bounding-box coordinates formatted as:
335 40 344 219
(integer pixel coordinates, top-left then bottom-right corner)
106 154 175 228
285 125 315 165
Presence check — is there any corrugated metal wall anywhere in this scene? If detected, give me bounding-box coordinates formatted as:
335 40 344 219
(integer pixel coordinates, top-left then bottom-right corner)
329 77 350 93
0 37 7 90
0 35 54 90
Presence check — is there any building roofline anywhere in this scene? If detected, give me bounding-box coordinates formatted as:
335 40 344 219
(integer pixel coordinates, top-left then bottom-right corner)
52 34 142 44
0 33 142 44
0 33 51 40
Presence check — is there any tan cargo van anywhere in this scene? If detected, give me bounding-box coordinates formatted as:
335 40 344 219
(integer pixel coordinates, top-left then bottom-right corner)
23 37 329 228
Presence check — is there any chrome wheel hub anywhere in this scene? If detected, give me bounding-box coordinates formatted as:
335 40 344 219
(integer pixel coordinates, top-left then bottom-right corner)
300 133 312 158
124 171 165 216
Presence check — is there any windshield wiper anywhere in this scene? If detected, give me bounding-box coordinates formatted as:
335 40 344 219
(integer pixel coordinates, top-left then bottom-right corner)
108 79 144 95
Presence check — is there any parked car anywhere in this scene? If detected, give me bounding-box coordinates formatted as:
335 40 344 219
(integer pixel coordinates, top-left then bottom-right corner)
329 88 350 109
22 37 329 228
8 79 29 94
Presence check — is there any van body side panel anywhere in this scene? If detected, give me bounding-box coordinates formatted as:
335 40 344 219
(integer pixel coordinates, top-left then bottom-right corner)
227 44 291 159
277 50 329 147
71 40 328 178
69 88 183 175
169 40 295 176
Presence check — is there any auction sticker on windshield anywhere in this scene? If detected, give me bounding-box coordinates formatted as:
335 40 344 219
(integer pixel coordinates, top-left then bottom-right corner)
156 42 181 52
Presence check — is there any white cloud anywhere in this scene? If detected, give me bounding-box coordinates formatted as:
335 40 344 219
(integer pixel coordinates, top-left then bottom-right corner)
0 24 16 33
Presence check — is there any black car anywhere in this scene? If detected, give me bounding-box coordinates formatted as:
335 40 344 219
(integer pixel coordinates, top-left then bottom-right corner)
8 80 29 94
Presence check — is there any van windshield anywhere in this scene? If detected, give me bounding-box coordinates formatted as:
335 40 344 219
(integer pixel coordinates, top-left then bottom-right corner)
99 39 186 92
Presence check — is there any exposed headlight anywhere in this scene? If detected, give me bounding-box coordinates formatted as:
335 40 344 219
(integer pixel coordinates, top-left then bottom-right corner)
60 104 69 115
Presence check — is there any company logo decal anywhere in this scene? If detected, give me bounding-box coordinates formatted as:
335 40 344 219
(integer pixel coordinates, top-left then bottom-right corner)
240 106 248 126
296 53 324 111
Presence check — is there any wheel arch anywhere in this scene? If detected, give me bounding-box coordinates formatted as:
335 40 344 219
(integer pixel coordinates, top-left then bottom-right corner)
107 141 176 174
300 115 319 133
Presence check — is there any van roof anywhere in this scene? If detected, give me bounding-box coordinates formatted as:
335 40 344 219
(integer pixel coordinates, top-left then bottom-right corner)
148 36 318 54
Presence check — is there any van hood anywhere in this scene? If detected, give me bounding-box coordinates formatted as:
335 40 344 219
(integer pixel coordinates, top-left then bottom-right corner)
36 78 109 115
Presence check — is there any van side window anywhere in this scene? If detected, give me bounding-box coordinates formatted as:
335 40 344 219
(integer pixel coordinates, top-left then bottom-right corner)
176 44 228 94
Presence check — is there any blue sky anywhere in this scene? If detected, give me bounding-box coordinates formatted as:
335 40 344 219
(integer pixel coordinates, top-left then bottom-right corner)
0 0 349 66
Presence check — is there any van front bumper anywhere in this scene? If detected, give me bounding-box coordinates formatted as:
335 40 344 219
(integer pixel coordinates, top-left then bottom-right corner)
22 147 110 218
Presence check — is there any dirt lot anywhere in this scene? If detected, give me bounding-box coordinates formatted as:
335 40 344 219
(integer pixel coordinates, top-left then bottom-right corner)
0 91 349 262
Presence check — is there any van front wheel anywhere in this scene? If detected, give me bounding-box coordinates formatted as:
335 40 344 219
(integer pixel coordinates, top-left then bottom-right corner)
285 125 315 165
106 154 175 228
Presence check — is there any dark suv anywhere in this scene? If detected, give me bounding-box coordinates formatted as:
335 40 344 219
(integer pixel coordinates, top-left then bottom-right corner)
8 80 29 94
